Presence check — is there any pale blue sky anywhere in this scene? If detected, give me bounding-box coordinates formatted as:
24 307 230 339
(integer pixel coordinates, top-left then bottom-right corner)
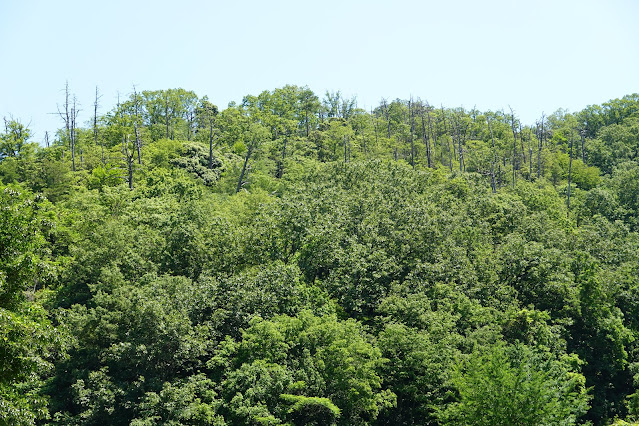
1 0 638 142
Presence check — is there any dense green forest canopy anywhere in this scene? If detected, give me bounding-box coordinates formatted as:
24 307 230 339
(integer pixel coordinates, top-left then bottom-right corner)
2 85 639 425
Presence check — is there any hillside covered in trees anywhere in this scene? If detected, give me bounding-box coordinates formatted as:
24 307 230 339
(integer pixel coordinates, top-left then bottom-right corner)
2 85 639 425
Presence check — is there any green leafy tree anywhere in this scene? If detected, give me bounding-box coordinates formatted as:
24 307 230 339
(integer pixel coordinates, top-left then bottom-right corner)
439 343 590 425
0 185 63 424
215 311 396 425
0 118 32 159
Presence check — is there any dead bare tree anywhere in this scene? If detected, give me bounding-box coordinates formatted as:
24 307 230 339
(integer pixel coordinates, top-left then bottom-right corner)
567 128 574 218
94 86 105 164
380 98 391 139
580 128 586 163
441 106 453 172
487 116 497 193
276 133 288 179
236 139 255 193
509 107 517 188
408 97 415 170
425 101 435 168
537 113 545 180
519 122 526 165
371 107 379 150
57 81 79 171
132 87 143 165
122 135 135 190
70 95 79 171
454 110 468 172
528 127 533 179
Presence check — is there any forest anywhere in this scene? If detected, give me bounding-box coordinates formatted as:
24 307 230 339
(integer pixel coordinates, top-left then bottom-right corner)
2 84 639 425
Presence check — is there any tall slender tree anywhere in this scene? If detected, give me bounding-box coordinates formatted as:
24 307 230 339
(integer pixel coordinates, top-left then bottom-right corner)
509 108 517 188
567 128 574 218
487 116 497 193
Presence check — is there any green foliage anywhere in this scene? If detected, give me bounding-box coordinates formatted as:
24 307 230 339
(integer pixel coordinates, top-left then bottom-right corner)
7 88 639 424
279 394 341 425
169 142 222 186
49 274 216 424
0 303 61 425
86 163 121 190
0 184 64 424
439 343 589 425
215 311 395 425
0 118 32 159
131 374 225 426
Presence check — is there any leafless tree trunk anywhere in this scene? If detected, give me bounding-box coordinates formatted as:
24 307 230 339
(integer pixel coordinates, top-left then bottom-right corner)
528 127 533 178
236 140 255 193
57 81 78 171
448 137 453 172
425 102 435 168
133 87 143 165
519 122 526 165
276 135 287 179
537 114 545 180
454 112 465 172
93 86 100 146
94 86 105 164
165 93 171 139
123 135 135 190
567 128 574 218
419 106 430 168
371 108 378 148
209 121 217 170
487 117 497 193
186 109 195 141
380 98 391 138
510 108 517 188
70 95 79 171
441 106 453 171
409 98 415 170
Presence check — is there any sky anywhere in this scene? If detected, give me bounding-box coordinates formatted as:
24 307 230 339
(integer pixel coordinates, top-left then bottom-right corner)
1 0 638 143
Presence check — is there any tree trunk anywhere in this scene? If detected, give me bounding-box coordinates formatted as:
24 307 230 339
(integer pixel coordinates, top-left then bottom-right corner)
538 114 545 180
209 121 215 169
134 124 142 165
123 135 134 190
371 108 378 148
448 137 453 172
528 128 533 178
520 122 526 164
94 86 100 147
276 136 287 179
510 109 517 188
70 96 78 172
567 128 574 218
487 117 497 193
165 95 170 139
409 99 415 170
426 104 435 168
236 140 255 193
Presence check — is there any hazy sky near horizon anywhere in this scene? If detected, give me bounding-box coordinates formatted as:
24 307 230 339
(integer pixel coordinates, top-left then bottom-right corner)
1 0 637 142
